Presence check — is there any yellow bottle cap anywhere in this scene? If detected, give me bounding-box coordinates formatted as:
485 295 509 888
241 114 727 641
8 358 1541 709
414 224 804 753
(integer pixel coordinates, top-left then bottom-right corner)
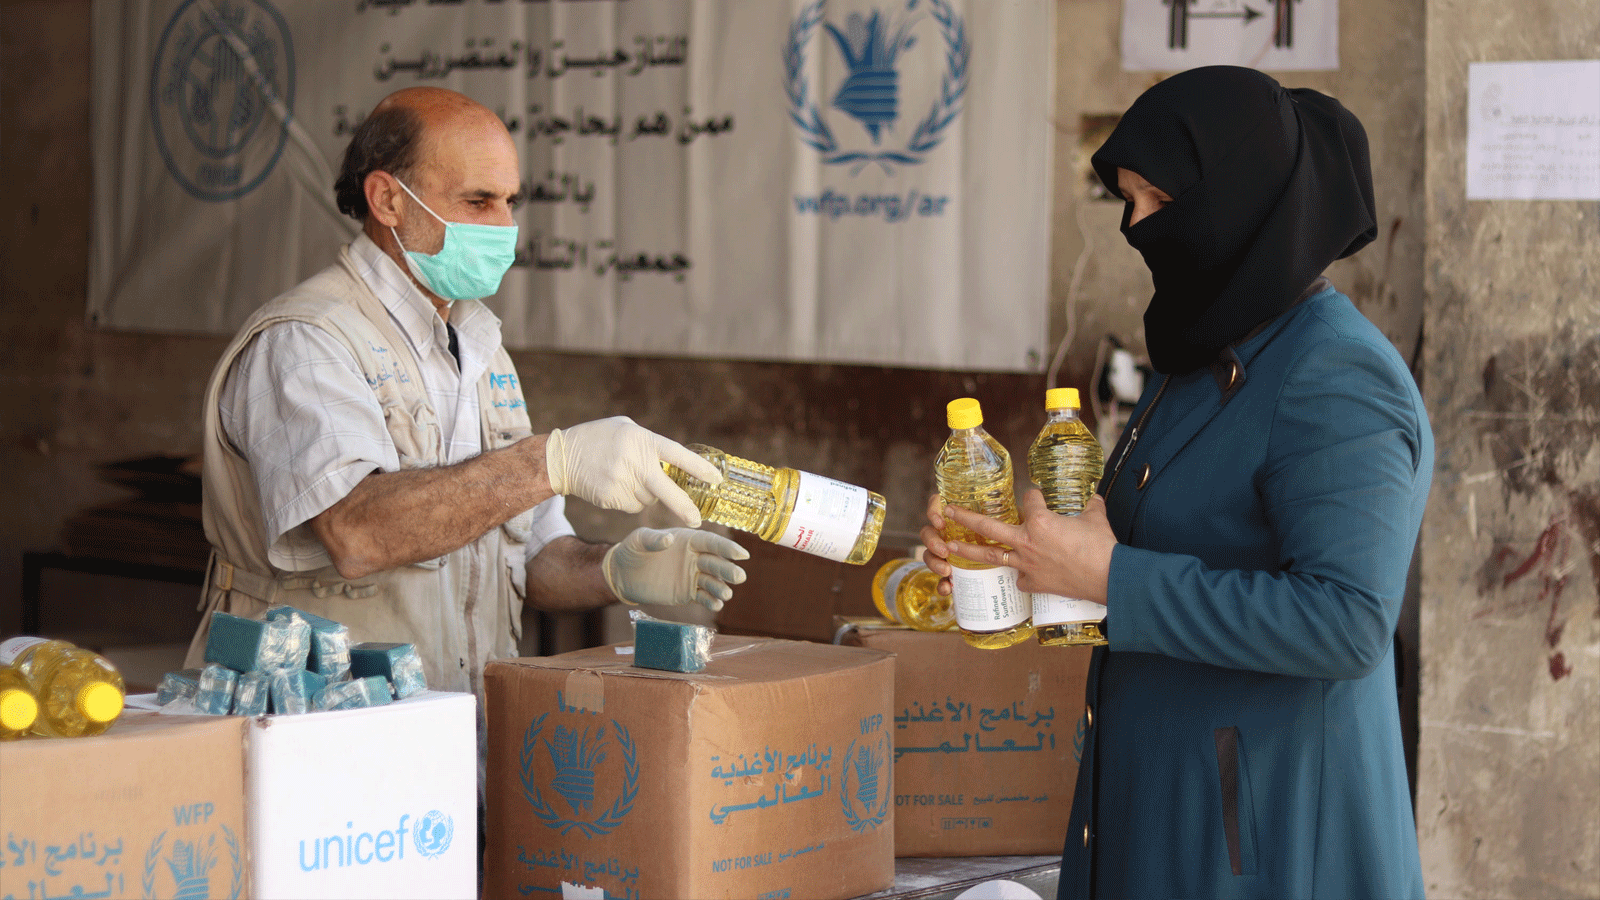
947 398 983 430
1045 387 1081 410
0 688 37 732
77 682 124 724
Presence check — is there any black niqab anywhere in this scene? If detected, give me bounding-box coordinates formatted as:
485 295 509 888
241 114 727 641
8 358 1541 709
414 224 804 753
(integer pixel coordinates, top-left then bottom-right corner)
1091 67 1377 375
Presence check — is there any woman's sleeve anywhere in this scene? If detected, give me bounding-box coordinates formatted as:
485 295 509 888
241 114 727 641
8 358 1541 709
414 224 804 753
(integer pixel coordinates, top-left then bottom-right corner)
1108 336 1430 680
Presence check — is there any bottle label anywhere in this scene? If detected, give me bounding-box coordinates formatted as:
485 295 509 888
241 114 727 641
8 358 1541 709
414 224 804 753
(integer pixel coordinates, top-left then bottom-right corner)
778 472 869 562
1031 593 1107 627
950 566 1030 631
880 560 926 624
0 636 48 666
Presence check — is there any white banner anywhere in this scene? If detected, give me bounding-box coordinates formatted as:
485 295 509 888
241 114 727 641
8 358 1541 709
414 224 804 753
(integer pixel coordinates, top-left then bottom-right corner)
90 0 1053 372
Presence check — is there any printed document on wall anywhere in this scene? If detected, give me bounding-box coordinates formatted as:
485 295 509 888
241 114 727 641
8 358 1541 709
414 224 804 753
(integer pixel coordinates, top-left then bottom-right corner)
1466 60 1600 201
1120 0 1337 71
88 0 1054 372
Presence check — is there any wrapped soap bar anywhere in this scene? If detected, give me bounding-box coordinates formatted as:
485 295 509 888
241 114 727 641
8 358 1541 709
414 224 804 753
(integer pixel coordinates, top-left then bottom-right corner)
195 664 239 716
156 668 202 706
313 675 393 711
350 642 427 699
232 670 271 716
269 668 328 715
266 605 351 680
630 611 713 673
205 611 309 673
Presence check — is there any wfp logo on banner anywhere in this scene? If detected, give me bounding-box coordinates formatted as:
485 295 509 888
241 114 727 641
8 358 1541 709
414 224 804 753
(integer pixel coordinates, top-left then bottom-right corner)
149 0 295 202
786 0 970 175
520 710 640 838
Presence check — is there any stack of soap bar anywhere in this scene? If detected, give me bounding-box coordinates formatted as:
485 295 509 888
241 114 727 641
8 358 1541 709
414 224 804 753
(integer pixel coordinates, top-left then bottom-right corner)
632 617 713 673
206 612 308 673
195 664 239 716
350 642 427 699
156 668 202 706
270 669 328 716
266 605 351 680
232 671 271 716
313 675 393 711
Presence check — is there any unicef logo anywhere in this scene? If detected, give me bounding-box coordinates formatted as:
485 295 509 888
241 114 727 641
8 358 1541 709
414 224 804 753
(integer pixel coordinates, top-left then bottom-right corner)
839 736 891 832
785 0 970 174
149 0 295 201
413 810 454 859
520 713 639 838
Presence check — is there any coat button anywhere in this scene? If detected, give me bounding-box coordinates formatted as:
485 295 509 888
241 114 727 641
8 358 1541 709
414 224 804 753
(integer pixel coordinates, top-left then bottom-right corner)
1225 360 1241 391
1136 464 1152 489
1082 824 1090 846
1086 705 1093 728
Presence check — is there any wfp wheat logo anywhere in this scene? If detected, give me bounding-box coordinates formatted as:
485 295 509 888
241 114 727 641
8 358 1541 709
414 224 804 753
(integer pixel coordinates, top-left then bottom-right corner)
149 0 294 201
143 805 243 900
839 735 891 832
520 711 640 838
786 0 969 175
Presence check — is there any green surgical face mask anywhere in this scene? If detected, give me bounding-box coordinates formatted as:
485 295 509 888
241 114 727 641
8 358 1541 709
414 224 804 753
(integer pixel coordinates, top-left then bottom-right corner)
391 178 519 302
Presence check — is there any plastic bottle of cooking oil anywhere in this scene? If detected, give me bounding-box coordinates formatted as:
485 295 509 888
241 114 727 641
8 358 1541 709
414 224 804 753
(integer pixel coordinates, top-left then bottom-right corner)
0 637 125 738
1027 388 1109 646
0 667 39 740
935 398 1033 649
663 445 886 564
870 558 956 631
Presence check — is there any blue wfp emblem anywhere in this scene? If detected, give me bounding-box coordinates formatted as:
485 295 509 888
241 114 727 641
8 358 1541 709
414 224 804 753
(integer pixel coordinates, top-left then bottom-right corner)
785 0 969 175
412 810 455 859
149 0 295 201
519 712 640 838
839 735 892 832
142 825 243 900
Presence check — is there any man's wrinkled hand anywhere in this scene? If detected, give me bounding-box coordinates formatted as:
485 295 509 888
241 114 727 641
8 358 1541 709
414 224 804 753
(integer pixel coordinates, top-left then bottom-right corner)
544 417 720 526
601 527 750 612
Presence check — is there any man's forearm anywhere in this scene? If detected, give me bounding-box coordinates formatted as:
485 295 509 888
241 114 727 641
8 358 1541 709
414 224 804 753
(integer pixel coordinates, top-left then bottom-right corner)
311 435 555 578
525 535 615 611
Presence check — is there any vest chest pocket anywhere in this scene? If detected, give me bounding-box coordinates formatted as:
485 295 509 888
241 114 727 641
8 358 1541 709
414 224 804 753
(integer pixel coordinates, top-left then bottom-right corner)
383 398 443 467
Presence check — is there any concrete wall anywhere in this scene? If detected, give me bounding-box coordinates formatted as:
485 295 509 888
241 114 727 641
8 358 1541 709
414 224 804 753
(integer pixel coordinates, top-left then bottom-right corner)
1416 0 1600 896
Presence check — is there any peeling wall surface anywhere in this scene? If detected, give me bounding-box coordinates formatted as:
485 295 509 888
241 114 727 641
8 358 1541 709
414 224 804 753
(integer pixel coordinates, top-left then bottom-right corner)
4 0 1595 894
1419 0 1600 895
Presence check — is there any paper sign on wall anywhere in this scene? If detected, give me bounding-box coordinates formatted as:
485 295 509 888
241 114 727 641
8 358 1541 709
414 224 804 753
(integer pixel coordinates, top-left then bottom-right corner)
1466 60 1600 201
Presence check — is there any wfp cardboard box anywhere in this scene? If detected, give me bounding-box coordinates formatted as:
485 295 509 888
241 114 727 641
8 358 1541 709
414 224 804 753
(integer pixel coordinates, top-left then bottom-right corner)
837 619 1093 857
0 712 250 900
714 536 914 642
244 690 477 899
483 636 896 900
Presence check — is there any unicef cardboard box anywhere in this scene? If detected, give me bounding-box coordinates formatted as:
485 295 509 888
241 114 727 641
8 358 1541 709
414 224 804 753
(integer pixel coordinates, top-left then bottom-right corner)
836 619 1093 857
0 712 251 900
483 635 896 900
243 690 476 899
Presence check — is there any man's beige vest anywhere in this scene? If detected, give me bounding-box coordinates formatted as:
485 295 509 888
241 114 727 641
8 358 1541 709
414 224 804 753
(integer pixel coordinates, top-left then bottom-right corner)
187 247 536 699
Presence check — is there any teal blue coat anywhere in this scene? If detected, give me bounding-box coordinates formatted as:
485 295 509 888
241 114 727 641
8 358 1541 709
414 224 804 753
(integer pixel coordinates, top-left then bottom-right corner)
1058 286 1431 900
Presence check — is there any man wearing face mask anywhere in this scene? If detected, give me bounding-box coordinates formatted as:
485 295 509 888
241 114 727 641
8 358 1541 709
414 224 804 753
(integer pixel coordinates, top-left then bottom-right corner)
185 87 748 707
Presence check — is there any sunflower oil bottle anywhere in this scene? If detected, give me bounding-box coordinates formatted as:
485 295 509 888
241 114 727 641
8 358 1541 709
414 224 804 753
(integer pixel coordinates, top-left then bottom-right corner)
870 558 956 631
0 637 125 738
663 445 886 564
935 398 1033 649
0 667 39 740
1027 388 1108 646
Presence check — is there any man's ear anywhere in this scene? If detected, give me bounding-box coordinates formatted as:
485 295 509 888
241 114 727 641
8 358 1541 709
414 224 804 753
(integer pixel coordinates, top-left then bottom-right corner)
365 171 403 228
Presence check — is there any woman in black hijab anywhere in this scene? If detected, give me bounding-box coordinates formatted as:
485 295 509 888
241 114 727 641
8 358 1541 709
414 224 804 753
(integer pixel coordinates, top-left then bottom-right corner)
923 67 1432 899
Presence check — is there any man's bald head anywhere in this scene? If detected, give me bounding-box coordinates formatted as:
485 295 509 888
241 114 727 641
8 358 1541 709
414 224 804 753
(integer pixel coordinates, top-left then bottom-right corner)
333 88 510 221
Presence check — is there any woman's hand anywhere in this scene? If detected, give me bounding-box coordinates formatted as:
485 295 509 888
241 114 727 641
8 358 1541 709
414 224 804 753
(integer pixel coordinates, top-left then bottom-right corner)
923 489 1118 604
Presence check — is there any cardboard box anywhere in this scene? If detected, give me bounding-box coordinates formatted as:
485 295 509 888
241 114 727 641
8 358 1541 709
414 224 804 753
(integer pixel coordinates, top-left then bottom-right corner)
714 536 915 642
484 636 896 900
837 619 1093 857
244 690 477 899
0 713 250 900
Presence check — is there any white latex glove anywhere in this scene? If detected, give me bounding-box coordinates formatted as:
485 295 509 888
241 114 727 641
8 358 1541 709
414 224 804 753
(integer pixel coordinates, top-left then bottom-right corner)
601 527 750 612
544 417 721 527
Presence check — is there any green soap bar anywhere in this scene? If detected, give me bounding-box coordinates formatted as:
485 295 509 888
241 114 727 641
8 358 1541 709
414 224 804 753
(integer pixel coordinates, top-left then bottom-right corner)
232 671 271 716
350 642 427 699
632 618 712 673
157 668 202 706
195 664 238 716
266 606 349 677
269 668 328 715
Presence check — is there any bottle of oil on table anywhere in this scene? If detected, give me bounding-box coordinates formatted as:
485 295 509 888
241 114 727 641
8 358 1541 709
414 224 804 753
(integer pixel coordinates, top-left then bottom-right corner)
0 636 125 738
870 558 956 632
664 445 886 564
1027 387 1108 646
934 398 1033 649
